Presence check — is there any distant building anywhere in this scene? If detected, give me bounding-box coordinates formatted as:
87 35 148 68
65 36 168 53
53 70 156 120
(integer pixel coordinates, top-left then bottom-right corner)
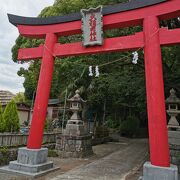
0 90 15 106
16 103 31 126
47 99 61 120
0 91 68 127
29 99 65 125
0 90 30 126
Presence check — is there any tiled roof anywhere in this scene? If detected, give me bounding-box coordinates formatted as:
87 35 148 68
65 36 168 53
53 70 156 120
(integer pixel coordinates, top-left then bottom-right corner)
48 99 61 105
0 90 15 106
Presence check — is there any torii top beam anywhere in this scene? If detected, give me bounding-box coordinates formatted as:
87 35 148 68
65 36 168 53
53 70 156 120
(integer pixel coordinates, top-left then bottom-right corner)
8 0 180 38
7 0 180 60
8 0 167 26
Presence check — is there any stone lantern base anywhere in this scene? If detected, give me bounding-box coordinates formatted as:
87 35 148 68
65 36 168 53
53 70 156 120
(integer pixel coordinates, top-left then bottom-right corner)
56 134 93 158
65 120 85 136
168 130 180 173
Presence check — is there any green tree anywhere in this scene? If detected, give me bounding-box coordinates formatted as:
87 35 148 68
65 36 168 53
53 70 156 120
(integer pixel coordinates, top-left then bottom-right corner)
11 0 128 102
13 92 26 103
0 103 4 132
3 100 20 133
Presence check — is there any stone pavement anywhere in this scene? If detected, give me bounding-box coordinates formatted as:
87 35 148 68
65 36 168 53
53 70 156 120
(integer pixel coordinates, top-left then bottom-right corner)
50 139 148 180
0 138 148 180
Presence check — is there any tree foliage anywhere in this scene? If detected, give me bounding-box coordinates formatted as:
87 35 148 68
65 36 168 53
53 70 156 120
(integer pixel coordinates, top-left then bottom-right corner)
11 0 180 130
0 103 4 132
3 100 20 133
13 92 26 103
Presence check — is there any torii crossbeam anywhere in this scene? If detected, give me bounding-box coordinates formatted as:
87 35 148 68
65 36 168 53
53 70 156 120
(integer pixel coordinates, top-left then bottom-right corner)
8 0 180 168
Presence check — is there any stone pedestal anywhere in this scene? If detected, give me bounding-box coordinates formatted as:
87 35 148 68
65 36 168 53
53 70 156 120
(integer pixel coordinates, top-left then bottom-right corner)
169 130 180 172
140 162 178 180
56 134 93 158
65 120 85 136
0 147 59 177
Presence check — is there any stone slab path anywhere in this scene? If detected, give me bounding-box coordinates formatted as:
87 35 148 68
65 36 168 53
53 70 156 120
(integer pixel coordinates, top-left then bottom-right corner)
0 138 148 180
50 139 148 180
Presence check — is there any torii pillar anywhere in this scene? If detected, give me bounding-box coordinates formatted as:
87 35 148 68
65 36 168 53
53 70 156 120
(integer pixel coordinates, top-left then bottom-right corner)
0 33 60 177
142 16 178 180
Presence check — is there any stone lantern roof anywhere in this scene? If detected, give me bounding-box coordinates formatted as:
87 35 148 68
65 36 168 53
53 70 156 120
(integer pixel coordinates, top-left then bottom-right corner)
67 90 86 103
166 88 180 104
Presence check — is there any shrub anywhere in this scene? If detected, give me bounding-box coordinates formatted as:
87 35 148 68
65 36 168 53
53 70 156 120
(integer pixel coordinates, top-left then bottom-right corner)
3 100 20 133
95 126 109 138
44 118 51 132
48 150 58 157
106 117 120 129
120 116 139 137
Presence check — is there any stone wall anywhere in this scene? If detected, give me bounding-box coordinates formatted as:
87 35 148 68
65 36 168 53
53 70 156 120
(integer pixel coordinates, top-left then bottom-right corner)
0 132 60 147
168 130 180 172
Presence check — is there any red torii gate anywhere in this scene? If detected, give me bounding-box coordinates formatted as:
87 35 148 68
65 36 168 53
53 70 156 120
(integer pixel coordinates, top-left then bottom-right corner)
8 0 180 168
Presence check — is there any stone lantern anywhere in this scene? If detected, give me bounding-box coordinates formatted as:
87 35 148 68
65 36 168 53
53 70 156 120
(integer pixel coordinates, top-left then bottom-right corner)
56 90 93 158
64 90 86 136
166 88 180 130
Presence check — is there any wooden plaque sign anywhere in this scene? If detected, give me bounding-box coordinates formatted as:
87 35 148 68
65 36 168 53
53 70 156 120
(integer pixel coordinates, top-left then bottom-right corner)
81 6 103 46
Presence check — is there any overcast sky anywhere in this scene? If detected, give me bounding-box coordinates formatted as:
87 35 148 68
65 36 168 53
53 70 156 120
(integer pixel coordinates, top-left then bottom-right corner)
0 0 54 94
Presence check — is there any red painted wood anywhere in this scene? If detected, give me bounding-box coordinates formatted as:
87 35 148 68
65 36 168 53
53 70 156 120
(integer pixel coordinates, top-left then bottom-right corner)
17 28 180 60
17 20 82 39
54 32 144 57
159 28 180 46
143 16 170 167
17 0 180 38
17 33 143 60
18 45 43 60
27 33 57 149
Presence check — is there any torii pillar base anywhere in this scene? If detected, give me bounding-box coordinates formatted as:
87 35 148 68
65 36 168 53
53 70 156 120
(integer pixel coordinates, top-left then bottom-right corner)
0 147 60 178
140 162 178 180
